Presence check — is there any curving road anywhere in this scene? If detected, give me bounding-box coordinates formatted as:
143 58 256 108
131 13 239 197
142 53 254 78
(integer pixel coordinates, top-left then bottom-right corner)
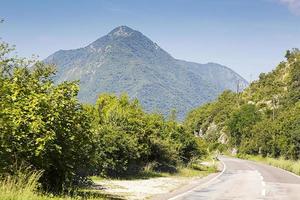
157 156 300 200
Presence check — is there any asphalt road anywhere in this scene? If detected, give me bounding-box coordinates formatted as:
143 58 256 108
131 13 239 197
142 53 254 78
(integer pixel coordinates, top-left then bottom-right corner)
159 156 300 200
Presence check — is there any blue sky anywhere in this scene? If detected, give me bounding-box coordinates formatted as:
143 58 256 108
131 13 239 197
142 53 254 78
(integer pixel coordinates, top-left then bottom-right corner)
1 0 300 80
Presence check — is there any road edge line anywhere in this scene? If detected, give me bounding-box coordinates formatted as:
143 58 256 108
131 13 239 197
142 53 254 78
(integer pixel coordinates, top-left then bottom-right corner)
167 157 227 200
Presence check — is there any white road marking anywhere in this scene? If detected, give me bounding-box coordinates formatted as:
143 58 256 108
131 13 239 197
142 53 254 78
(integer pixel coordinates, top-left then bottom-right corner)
261 188 266 196
254 170 267 197
168 158 227 200
259 174 266 197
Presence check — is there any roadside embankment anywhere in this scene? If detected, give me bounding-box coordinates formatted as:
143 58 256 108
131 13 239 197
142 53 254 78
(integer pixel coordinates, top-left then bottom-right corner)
239 155 300 176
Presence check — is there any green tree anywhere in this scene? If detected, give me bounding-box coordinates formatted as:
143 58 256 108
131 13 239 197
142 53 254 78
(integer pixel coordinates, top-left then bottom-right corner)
227 104 261 149
90 94 203 177
0 41 93 192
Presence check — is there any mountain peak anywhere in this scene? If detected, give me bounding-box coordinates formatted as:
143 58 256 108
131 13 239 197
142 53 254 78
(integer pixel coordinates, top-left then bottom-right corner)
86 25 170 57
46 27 247 119
108 25 136 38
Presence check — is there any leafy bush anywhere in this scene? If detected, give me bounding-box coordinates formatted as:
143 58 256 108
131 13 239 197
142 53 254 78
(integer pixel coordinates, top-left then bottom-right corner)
0 42 94 192
89 94 203 177
227 104 261 149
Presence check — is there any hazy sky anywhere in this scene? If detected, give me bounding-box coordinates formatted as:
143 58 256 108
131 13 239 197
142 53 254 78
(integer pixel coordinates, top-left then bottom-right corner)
1 0 300 80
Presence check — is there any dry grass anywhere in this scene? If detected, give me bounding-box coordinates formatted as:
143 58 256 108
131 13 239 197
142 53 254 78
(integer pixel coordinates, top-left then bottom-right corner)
0 170 106 200
244 155 300 176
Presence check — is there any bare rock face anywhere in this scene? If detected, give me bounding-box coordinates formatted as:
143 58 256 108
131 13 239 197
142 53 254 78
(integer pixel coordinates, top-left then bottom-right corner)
45 26 248 119
218 132 228 144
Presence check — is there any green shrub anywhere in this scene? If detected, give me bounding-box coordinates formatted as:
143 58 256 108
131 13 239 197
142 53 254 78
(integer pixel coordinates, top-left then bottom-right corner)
0 42 94 192
90 94 203 177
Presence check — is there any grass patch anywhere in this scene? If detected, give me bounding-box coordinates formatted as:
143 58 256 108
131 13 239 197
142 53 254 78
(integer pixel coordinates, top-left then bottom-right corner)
174 160 218 178
91 160 218 181
91 170 165 182
0 170 110 200
174 167 210 177
241 155 300 176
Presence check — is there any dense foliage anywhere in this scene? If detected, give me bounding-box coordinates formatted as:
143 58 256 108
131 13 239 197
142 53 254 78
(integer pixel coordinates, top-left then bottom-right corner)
89 93 204 177
0 42 94 192
185 49 300 160
0 40 205 193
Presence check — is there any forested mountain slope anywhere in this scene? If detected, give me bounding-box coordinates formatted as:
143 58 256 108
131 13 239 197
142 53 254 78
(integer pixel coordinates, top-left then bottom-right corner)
45 26 247 119
185 49 300 159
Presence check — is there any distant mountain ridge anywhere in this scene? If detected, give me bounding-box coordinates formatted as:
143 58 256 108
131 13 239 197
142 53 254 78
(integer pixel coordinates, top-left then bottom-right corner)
45 26 247 119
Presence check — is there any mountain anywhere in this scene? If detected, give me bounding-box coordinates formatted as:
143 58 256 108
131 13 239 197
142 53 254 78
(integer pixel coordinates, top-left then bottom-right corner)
45 26 247 119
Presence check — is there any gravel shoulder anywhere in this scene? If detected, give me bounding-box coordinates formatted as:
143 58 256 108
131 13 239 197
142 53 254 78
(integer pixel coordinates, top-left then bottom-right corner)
91 161 220 200
93 174 214 200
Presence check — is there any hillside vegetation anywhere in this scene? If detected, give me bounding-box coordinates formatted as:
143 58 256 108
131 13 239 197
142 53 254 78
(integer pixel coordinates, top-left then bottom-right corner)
0 40 206 198
45 26 247 119
185 49 300 160
241 155 300 176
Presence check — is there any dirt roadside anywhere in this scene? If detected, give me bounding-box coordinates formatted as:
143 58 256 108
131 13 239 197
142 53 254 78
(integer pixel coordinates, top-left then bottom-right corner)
92 161 222 200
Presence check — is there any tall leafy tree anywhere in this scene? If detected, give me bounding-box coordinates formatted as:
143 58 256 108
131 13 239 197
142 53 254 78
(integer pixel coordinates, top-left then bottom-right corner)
0 41 93 192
